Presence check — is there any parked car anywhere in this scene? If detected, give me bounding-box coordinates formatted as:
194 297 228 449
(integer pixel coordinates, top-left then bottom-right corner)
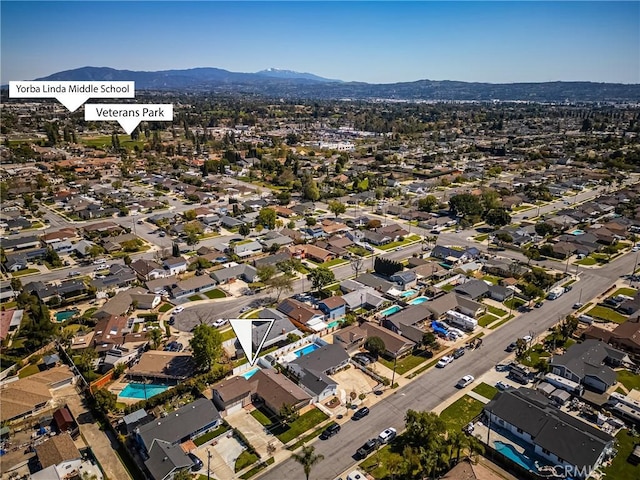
352 407 370 420
239 306 251 314
320 423 341 440
212 318 228 328
378 427 397 444
452 348 465 359
352 353 375 366
495 363 510 372
456 375 475 388
355 439 378 459
173 306 184 314
534 302 543 308
495 381 510 391
505 342 517 352
564 285 573 292
572 302 583 309
436 356 453 368
189 453 203 472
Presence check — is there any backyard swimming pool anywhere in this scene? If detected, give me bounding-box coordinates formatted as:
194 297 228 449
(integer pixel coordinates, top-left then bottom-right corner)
494 441 536 471
294 343 321 357
119 383 170 400
409 296 429 305
380 305 402 317
400 289 418 298
570 229 585 236
240 367 260 379
54 310 78 322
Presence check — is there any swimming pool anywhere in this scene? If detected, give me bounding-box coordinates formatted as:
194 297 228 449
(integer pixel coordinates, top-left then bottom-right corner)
570 229 585 236
494 441 536 471
294 343 321 357
328 320 340 328
119 383 170 400
380 305 402 317
409 296 429 305
54 310 77 322
400 289 417 298
240 367 260 379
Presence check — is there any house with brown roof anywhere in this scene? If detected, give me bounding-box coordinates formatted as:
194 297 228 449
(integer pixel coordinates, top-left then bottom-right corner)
40 227 78 245
34 433 81 469
277 298 327 332
92 315 148 353
583 318 640 355
333 324 368 353
250 368 311 415
289 244 335 263
273 206 295 217
360 322 416 358
212 376 255 416
130 259 166 281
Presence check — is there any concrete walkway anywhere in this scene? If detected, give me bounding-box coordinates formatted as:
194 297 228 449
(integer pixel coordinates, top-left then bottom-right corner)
224 409 285 459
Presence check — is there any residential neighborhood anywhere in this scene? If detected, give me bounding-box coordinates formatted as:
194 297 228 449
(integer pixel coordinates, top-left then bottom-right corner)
2 85 640 480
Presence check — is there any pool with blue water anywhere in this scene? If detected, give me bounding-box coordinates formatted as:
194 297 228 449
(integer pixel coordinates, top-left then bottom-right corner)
494 441 536 471
409 296 429 305
380 305 402 317
119 383 170 400
294 343 321 357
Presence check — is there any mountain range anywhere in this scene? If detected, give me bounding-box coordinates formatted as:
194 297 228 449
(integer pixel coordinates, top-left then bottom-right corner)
32 66 640 102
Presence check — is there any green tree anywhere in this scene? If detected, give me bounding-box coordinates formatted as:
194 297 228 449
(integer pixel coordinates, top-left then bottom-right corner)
257 207 277 230
307 266 335 292
85 244 104 259
189 324 223 371
123 254 132 266
535 222 555 237
239 223 251 238
364 336 386 358
149 328 164 350
94 389 117 413
417 195 438 212
448 193 484 219
484 208 511 228
305 216 317 227
303 180 320 201
278 403 300 426
328 200 346 218
172 469 193 480
257 265 277 283
184 221 203 246
267 274 294 303
291 445 324 480
421 331 438 350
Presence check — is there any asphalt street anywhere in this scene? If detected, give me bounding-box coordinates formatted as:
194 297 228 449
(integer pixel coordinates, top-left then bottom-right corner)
257 251 631 480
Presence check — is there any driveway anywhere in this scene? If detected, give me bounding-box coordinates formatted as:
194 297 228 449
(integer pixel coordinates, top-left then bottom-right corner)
224 409 284 458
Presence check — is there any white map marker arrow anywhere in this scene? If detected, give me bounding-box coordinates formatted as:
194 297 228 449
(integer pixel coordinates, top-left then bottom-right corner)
229 318 275 366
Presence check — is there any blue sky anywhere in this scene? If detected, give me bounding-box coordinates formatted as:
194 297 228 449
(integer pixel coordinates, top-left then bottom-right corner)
1 1 638 84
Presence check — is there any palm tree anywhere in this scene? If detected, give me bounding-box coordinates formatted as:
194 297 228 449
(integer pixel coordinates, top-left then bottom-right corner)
448 430 470 464
149 328 163 350
292 445 324 480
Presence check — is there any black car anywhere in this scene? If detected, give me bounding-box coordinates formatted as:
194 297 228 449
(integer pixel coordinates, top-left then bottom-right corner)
452 347 466 359
352 353 374 366
189 453 203 471
534 302 543 308
320 423 341 440
564 285 573 292
356 439 378 459
505 342 517 353
352 406 370 420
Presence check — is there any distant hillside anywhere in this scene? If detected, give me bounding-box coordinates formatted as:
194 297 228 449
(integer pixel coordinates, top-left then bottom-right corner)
33 66 640 102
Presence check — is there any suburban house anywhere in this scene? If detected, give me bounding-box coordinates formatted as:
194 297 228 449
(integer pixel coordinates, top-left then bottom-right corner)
389 271 418 290
136 398 222 455
277 298 328 332
488 285 515 302
163 256 188 276
253 251 292 269
454 279 490 301
333 324 368 353
289 244 335 263
171 275 217 299
354 273 395 294
250 368 312 416
144 440 193 480
92 315 148 353
95 288 159 319
255 310 301 350
484 388 615 477
234 240 263 258
549 340 627 393
210 263 258 284
341 286 387 311
286 344 347 402
382 304 432 344
0 308 23 341
33 433 84 477
130 259 167 281
583 318 640 354
360 322 416 358
212 376 254 416
317 297 347 321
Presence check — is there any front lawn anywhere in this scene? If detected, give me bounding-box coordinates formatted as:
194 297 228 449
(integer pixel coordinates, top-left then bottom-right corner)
359 444 393 479
321 258 348 268
250 408 273 426
474 234 489 242
378 353 429 375
472 383 498 400
158 303 174 313
478 313 498 327
576 256 597 266
203 288 226 299
188 294 203 301
602 430 640 480
439 395 485 432
193 423 231 446
486 305 507 317
377 234 422 251
611 287 638 298
12 268 40 277
220 329 237 342
440 284 455 292
274 408 329 444
489 314 515 330
235 450 259 472
504 297 525 309
481 275 501 285
616 370 640 391
519 344 551 368
588 306 627 323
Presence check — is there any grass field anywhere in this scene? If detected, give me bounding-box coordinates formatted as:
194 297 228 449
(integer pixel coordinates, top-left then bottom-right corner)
588 305 627 323
481 275 501 285
472 382 499 400
18 364 41 378
235 450 259 472
602 430 640 480
188 294 203 301
158 303 173 313
220 328 236 342
193 423 231 446
486 305 507 317
321 258 349 268
478 313 498 327
576 256 598 266
377 234 422 251
81 135 145 151
204 288 226 299
274 408 328 444
439 395 485 432
359 444 394 479
616 370 640 391
378 353 429 375
489 314 515 330
12 268 40 277
611 287 638 298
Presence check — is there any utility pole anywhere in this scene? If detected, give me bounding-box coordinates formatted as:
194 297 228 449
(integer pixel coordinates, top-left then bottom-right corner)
207 449 212 480
390 356 397 389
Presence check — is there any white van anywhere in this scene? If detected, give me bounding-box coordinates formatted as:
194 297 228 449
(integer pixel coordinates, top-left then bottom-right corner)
346 470 367 480
93 258 106 265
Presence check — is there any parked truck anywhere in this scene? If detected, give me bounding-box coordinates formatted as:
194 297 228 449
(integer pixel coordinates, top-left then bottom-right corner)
547 287 565 300
445 310 478 332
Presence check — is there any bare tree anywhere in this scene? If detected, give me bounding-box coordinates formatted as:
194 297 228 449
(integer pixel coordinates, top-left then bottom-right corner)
350 255 364 279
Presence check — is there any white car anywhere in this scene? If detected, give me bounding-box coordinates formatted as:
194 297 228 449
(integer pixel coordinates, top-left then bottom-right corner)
495 381 510 391
456 375 475 388
436 356 453 368
212 318 227 328
173 306 184 314
378 427 397 444
522 335 533 343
